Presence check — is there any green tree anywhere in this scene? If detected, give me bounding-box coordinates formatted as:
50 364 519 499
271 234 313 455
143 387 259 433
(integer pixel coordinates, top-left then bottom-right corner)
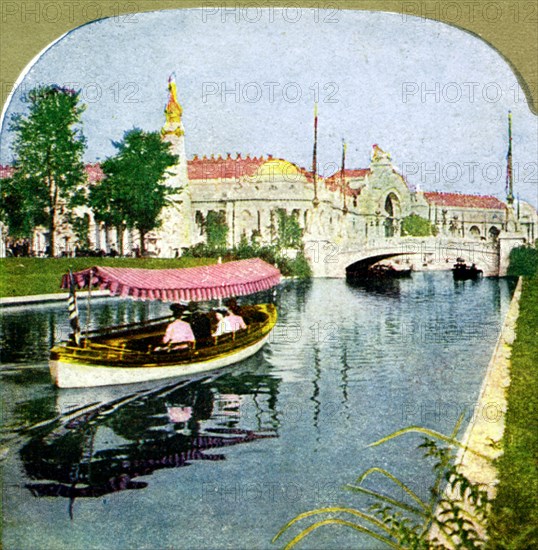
206 210 228 250
71 213 91 251
0 176 46 240
95 129 178 255
88 174 128 255
8 86 86 255
276 208 303 249
401 214 437 237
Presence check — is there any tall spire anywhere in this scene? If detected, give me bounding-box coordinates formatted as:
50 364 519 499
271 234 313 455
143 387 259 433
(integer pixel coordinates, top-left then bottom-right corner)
161 75 188 187
312 102 319 207
506 110 514 205
163 74 184 134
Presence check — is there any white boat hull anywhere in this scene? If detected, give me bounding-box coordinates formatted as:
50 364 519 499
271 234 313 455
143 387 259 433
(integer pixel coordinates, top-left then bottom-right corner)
50 332 271 389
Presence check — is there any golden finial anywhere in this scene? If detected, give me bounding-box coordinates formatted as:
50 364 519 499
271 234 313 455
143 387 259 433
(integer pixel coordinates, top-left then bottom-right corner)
164 75 183 125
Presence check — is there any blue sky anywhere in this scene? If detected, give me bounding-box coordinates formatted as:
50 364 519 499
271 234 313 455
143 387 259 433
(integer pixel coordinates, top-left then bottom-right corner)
1 9 536 205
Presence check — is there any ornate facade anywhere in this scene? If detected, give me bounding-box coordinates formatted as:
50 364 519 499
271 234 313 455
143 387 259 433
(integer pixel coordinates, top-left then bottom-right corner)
1 79 536 261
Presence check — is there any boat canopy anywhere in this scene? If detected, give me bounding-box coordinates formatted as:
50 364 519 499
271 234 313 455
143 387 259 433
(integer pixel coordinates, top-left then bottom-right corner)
62 258 281 302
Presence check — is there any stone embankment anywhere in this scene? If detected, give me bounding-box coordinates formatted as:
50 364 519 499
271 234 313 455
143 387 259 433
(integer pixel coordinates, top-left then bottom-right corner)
430 277 522 546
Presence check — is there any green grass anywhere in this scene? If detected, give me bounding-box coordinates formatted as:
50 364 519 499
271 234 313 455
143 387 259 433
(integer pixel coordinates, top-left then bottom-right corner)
487 273 538 548
0 257 216 298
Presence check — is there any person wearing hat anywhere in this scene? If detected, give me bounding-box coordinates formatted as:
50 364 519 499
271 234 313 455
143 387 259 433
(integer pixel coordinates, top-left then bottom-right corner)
162 304 195 349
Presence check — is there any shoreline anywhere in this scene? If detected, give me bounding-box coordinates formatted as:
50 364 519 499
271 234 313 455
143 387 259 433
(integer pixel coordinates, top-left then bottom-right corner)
0 269 504 308
0 276 301 308
0 290 111 308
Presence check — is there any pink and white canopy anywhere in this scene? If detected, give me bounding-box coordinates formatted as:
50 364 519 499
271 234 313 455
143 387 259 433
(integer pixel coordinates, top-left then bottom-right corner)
62 258 281 302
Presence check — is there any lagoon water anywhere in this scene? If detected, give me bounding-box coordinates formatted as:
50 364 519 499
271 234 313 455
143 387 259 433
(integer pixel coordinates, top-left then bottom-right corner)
0 273 514 549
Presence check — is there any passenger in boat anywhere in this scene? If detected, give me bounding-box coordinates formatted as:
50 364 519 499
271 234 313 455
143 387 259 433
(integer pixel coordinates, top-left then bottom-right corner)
161 305 195 349
213 308 247 337
225 299 247 330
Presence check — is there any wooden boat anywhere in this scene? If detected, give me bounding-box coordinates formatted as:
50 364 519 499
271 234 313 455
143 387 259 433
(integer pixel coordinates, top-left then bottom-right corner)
347 262 412 280
368 263 412 278
452 258 483 281
49 259 280 388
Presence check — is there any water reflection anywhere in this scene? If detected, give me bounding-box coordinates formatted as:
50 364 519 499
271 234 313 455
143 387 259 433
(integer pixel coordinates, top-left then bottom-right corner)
21 365 280 516
346 275 404 298
0 275 515 549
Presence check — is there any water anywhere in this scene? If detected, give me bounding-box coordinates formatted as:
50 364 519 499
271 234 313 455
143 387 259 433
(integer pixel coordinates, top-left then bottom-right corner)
0 273 514 549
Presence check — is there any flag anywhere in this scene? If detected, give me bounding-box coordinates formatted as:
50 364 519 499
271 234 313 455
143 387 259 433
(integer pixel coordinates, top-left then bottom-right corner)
67 270 81 346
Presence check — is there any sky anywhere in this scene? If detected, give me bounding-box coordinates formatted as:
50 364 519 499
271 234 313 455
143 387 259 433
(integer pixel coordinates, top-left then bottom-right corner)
1 8 537 206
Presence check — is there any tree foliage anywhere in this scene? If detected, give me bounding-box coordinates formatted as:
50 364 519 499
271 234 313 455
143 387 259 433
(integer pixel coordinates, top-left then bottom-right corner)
71 213 91 250
276 208 303 249
205 210 228 250
0 176 46 238
508 245 538 277
90 129 178 255
7 86 86 254
401 214 438 237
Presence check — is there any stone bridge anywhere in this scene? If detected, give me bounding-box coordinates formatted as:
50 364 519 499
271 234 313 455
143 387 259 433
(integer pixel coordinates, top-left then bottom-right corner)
303 234 524 278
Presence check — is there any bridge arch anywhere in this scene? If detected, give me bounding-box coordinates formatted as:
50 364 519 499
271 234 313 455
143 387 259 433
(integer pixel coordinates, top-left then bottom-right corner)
345 252 412 276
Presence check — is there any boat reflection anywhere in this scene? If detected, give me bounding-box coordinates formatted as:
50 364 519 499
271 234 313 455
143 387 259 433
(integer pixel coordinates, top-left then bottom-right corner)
345 274 404 297
21 363 280 513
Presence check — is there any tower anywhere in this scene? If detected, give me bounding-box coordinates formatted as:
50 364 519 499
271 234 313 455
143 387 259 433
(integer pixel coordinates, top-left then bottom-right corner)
161 75 188 187
156 75 194 256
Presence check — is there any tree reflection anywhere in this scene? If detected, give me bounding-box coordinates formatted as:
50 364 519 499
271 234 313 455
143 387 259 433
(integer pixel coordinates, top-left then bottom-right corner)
0 310 54 364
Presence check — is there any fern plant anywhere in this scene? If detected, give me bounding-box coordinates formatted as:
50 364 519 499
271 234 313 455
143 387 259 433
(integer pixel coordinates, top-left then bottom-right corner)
274 416 492 549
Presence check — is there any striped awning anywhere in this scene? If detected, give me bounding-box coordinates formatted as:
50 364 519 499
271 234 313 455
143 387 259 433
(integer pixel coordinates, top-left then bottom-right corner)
62 258 281 302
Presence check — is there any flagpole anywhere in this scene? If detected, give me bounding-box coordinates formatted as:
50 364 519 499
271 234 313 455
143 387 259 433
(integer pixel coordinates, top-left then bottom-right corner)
312 102 319 207
67 270 81 347
506 110 514 205
341 138 348 214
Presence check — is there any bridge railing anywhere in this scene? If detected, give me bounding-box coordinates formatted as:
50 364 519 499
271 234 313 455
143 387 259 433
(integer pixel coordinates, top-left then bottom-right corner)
330 235 500 267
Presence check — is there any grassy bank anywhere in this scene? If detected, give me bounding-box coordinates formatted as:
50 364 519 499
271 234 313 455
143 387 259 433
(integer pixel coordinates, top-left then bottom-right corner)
0 257 216 298
487 273 538 548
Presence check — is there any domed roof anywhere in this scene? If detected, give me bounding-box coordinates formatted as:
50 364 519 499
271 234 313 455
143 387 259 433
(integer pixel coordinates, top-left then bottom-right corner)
254 158 303 180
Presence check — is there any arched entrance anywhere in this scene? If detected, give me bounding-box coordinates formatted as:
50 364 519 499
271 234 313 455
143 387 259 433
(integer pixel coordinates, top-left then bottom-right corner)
384 192 401 237
489 226 500 241
469 225 481 238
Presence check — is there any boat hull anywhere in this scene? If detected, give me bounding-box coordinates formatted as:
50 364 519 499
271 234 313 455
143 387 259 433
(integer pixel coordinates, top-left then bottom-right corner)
452 267 483 281
50 303 277 388
50 331 272 388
